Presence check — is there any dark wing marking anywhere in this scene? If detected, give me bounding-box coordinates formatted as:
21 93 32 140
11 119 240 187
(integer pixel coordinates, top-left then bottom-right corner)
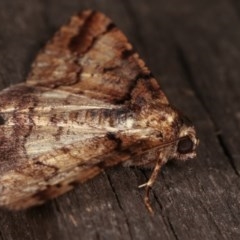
26 10 169 105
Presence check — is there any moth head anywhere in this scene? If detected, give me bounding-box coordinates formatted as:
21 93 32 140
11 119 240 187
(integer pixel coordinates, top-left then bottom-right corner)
142 104 199 161
173 115 199 161
136 103 198 161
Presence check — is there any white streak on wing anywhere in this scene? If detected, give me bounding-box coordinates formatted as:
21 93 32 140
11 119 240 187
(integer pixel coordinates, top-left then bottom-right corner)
166 115 174 123
0 107 16 113
126 118 134 128
40 89 119 108
1 87 138 159
40 90 70 99
25 126 105 157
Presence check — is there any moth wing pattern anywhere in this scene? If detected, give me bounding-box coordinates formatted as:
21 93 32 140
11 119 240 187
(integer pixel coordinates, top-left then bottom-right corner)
27 10 169 105
0 10 185 210
0 84 139 210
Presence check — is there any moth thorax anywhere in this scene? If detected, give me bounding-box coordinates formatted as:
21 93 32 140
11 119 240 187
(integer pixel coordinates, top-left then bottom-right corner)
139 104 178 128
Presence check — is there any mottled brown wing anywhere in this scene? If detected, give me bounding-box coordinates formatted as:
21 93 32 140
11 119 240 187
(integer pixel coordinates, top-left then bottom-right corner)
0 128 130 210
26 10 169 105
0 84 136 210
0 10 174 210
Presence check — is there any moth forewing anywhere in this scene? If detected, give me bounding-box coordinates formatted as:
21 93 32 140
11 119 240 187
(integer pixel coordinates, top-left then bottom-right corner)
0 10 198 211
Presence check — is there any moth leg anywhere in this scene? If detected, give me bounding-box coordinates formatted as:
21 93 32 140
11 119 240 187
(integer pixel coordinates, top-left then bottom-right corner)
138 157 163 214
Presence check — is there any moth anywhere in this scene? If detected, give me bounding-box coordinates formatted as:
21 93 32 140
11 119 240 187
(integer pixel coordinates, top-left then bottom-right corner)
0 10 198 212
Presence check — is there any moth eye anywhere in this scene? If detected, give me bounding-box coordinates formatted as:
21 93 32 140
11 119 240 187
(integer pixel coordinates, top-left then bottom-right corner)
177 136 194 154
0 115 5 125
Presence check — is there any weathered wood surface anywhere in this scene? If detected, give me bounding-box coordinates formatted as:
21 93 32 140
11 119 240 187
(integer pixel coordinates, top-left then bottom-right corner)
0 0 240 239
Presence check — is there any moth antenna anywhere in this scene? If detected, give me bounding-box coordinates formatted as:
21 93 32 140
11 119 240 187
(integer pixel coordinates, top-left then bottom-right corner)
138 157 164 214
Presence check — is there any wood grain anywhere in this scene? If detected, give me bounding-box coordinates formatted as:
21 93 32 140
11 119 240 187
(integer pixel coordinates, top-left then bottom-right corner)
0 0 239 239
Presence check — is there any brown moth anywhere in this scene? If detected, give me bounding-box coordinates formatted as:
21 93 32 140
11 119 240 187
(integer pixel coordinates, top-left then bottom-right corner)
0 10 198 212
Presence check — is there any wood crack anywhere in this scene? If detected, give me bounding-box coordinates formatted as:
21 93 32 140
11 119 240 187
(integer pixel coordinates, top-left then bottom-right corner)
175 44 240 177
104 172 134 240
140 169 180 240
167 218 180 240
0 230 4 240
216 133 240 176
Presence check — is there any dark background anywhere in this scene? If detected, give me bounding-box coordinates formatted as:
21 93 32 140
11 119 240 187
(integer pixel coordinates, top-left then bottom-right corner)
0 0 240 239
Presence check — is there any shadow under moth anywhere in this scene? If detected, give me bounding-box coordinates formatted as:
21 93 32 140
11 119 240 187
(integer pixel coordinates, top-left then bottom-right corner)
0 10 198 213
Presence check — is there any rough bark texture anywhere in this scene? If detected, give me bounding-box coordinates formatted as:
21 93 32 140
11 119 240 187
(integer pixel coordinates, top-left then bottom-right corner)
0 0 239 239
